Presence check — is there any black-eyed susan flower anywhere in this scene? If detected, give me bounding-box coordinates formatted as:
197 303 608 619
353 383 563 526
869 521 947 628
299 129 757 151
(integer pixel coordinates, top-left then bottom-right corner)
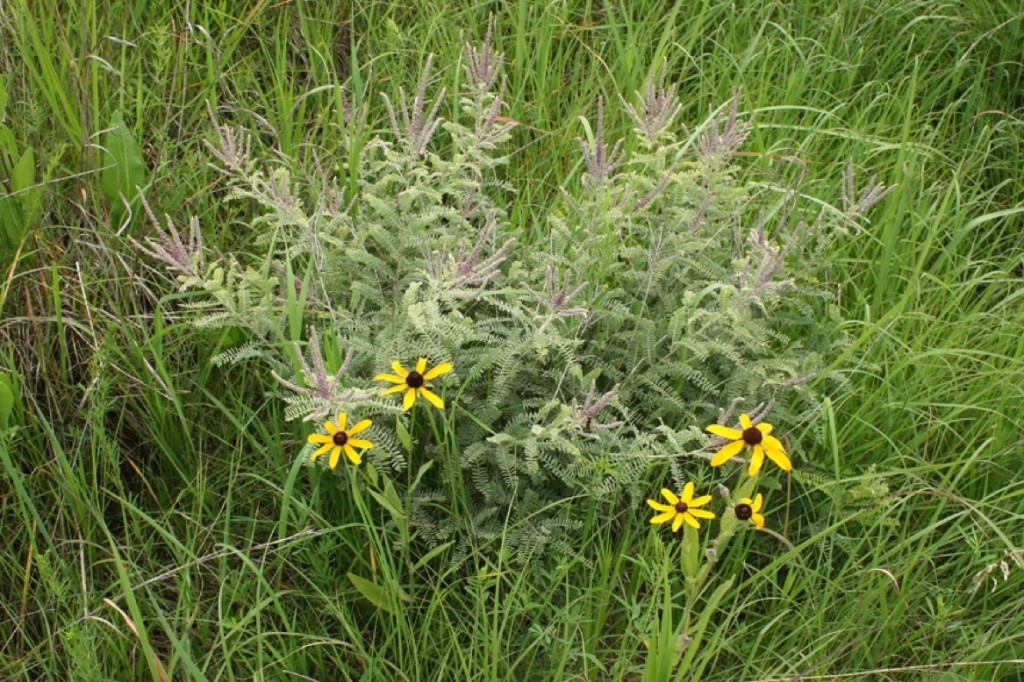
734 494 766 529
707 413 791 476
647 482 716 532
374 358 452 411
308 412 373 468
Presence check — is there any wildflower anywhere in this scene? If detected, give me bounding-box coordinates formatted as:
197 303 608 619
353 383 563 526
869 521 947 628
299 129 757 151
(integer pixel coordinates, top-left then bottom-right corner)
734 494 765 530
374 358 453 411
707 413 791 476
308 413 373 468
647 482 715 532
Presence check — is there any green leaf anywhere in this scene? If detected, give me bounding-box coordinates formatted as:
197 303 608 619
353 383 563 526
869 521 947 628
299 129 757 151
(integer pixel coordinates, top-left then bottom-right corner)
0 374 14 429
100 110 148 227
395 416 413 452
411 541 453 575
367 487 405 523
0 144 32 250
0 189 26 249
410 460 433 492
681 524 699 579
284 259 312 342
347 572 393 613
10 147 34 192
364 462 379 487
367 475 406 528
0 126 17 162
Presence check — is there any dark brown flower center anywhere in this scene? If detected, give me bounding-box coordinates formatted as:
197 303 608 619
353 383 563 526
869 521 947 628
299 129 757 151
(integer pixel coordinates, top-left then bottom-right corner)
674 501 689 514
742 427 762 445
332 431 349 447
735 503 753 521
406 371 425 388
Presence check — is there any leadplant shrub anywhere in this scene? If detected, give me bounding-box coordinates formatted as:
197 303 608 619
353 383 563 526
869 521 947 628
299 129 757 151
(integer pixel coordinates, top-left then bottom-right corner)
134 30 890 562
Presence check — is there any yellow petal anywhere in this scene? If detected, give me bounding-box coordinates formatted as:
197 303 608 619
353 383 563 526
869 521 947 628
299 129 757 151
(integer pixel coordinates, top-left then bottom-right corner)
752 513 765 529
689 508 715 520
660 488 679 505
347 419 372 436
347 438 373 449
424 362 453 380
392 361 409 377
328 446 342 469
671 514 685 532
308 433 332 444
681 481 695 503
765 432 786 454
706 424 742 440
756 422 773 435
402 388 417 411
689 494 712 508
336 412 347 432
344 444 362 465
650 510 676 524
763 436 791 471
419 386 445 409
413 357 426 374
710 439 745 466
647 500 675 512
323 419 338 435
381 384 407 396
748 445 765 476
683 513 701 529
310 442 333 459
751 493 763 512
374 373 406 384
739 413 752 430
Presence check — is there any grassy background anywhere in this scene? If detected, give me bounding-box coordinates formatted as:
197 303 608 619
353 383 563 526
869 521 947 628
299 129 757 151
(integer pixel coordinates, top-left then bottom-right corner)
1 0 1023 679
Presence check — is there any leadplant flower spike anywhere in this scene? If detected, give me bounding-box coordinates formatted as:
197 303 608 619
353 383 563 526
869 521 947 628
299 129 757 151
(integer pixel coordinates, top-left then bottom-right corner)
647 482 715 532
132 191 205 280
375 358 453 411
381 54 446 160
308 413 373 468
464 14 501 94
271 328 350 399
523 266 589 333
735 494 766 530
697 87 750 166
571 380 624 438
620 58 684 143
577 96 625 190
707 413 791 476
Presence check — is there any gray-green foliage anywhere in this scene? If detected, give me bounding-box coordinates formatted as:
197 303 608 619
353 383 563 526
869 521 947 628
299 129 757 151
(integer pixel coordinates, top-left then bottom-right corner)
134 32 886 560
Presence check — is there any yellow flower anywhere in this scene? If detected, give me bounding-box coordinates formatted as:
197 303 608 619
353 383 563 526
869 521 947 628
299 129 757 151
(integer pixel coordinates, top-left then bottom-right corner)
735 494 765 529
307 412 373 468
707 413 791 476
647 482 716 532
374 358 453 411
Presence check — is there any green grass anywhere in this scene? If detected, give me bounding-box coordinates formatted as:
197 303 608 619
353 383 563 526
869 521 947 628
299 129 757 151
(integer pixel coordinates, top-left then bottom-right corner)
2 0 1023 679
